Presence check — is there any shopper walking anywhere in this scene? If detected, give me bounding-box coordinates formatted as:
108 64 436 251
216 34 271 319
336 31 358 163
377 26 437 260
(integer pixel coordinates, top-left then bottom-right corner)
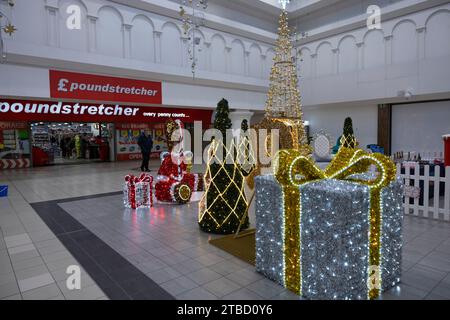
138 129 153 172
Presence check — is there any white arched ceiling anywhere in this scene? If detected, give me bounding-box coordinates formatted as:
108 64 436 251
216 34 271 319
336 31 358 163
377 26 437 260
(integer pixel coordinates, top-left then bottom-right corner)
298 48 311 79
392 20 417 64
363 30 385 69
59 0 88 52
161 22 182 66
249 44 262 78
131 15 154 62
425 10 450 59
316 42 333 76
230 40 245 76
211 34 226 73
97 6 124 57
338 36 357 73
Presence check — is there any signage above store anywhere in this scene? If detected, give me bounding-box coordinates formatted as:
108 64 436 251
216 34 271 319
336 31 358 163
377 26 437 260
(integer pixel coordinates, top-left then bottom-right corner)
49 70 162 104
0 99 213 124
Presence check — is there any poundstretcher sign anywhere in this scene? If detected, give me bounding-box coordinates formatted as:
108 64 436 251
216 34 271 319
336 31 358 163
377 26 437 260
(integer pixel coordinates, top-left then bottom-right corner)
50 70 162 104
0 99 213 124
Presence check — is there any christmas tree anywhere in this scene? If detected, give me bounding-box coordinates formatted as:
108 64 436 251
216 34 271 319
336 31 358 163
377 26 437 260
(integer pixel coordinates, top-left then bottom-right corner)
213 98 232 139
198 100 249 234
248 9 311 188
342 117 356 148
265 10 304 122
253 10 309 151
241 119 249 132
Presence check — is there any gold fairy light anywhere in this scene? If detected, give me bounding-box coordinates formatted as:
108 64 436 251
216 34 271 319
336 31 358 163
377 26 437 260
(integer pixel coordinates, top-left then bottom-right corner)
250 9 310 185
198 139 249 230
273 146 397 298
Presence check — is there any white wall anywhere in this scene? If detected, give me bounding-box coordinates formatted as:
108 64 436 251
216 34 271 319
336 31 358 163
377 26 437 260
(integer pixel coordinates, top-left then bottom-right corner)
0 63 266 111
2 0 450 115
1 0 275 87
392 101 450 154
303 104 378 150
296 2 450 107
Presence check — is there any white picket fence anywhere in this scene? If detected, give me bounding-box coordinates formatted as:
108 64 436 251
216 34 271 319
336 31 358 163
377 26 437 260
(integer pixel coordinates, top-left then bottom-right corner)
396 163 450 221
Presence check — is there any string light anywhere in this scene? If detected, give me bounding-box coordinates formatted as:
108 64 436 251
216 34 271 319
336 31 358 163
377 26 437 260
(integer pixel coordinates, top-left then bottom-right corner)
255 147 402 299
248 10 311 189
198 138 251 233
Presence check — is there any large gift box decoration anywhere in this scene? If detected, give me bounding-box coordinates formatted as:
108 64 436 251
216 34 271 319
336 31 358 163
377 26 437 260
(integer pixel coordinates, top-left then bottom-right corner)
255 148 404 300
123 173 154 209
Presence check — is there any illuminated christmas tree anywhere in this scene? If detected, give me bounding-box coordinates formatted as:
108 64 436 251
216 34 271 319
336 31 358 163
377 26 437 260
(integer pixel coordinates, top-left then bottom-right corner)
254 10 309 150
248 9 311 188
198 99 249 234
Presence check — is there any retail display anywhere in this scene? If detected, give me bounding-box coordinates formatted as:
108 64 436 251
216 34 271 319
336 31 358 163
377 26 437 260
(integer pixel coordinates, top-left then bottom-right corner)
116 123 167 161
0 122 31 168
123 173 154 209
255 146 403 300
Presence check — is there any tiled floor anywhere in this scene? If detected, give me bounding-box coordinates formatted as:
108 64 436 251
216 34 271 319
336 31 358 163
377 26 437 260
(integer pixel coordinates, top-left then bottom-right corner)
1 161 450 300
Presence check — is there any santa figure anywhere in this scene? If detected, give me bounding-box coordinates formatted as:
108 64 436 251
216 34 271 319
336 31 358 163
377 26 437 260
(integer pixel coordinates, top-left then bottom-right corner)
155 119 203 204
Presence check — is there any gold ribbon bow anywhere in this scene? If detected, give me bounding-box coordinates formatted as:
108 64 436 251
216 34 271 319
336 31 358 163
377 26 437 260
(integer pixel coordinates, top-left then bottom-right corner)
273 147 396 299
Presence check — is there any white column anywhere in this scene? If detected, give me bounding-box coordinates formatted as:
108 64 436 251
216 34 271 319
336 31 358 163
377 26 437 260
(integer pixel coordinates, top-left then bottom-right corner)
384 34 393 65
310 53 317 78
45 4 59 47
332 48 339 74
87 15 98 53
153 31 162 63
417 26 426 60
244 51 250 77
181 36 189 68
356 42 364 70
261 54 267 78
123 24 132 59
204 42 211 71
225 46 232 74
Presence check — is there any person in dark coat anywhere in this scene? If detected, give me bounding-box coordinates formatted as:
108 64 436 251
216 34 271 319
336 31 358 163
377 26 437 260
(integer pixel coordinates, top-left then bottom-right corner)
138 129 153 172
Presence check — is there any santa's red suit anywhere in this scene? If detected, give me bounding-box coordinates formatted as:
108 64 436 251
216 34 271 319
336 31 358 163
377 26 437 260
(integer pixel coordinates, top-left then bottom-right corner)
155 152 203 203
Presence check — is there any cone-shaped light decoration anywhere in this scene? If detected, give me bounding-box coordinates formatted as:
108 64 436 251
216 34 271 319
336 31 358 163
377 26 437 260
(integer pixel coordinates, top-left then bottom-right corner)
262 8 308 150
265 10 303 120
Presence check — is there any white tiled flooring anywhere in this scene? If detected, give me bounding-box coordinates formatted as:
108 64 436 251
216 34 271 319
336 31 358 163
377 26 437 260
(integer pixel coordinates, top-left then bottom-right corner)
1 161 450 300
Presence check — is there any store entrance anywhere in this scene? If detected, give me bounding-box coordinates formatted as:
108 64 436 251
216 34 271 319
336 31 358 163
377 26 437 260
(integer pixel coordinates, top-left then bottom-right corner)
31 122 113 166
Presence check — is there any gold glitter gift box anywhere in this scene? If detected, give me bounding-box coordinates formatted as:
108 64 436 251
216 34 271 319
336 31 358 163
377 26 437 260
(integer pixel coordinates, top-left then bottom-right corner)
255 168 404 300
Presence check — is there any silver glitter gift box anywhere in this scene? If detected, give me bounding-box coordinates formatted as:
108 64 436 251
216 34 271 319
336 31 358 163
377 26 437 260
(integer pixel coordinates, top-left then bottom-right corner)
255 174 404 300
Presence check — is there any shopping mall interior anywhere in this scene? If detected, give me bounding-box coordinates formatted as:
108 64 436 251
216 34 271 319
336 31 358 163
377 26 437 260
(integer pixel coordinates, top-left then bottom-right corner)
0 0 449 306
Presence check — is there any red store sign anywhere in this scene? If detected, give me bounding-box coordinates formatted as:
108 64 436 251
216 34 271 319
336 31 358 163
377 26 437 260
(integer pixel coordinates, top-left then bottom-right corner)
0 99 213 124
49 70 162 104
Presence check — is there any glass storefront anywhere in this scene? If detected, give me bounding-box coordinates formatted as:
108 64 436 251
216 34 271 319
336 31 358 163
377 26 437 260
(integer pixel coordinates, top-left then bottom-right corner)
30 122 113 165
0 122 31 167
